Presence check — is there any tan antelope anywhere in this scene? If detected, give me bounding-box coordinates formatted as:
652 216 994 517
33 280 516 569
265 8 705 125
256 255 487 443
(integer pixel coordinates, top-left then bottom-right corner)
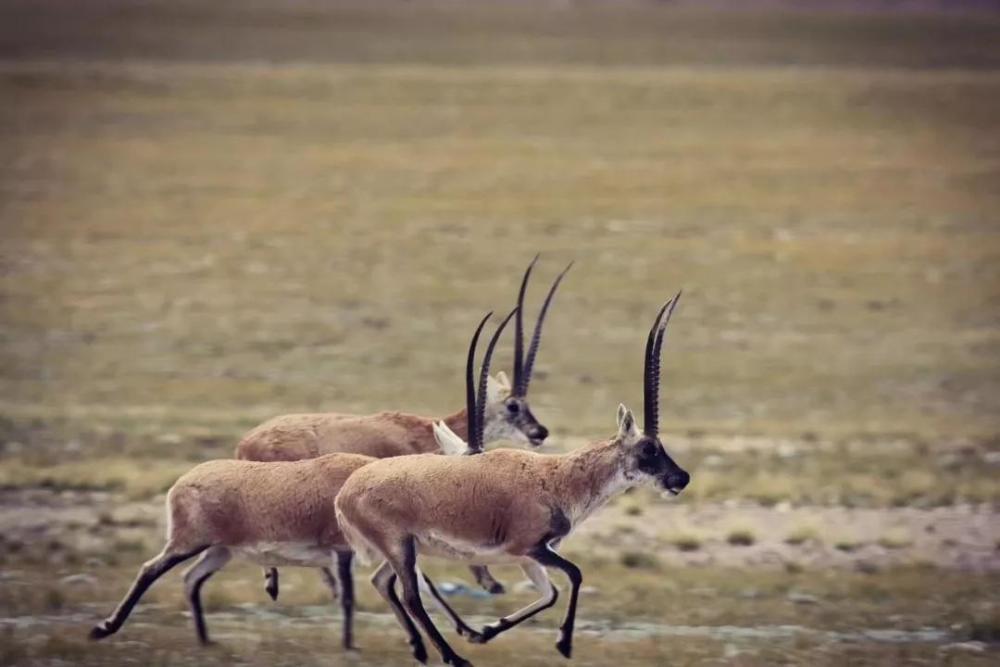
89 309 517 653
237 257 571 601
335 294 691 667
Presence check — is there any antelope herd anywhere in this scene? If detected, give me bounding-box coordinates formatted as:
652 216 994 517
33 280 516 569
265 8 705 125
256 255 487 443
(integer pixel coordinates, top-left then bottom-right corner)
90 258 691 666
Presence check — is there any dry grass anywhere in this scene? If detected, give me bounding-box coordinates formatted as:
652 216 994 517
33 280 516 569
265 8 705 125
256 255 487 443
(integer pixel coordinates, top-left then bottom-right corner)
726 526 757 547
785 521 824 546
1 7 999 448
0 5 998 664
877 527 914 550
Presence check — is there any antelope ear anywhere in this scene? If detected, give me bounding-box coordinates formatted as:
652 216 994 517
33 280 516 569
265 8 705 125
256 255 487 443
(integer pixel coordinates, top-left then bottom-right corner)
495 370 511 391
432 421 469 456
486 373 509 403
616 404 639 439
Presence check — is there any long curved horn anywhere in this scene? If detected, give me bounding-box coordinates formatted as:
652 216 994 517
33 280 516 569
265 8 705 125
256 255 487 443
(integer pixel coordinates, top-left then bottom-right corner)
512 255 539 397
521 261 572 394
643 291 682 437
474 307 518 453
466 311 493 450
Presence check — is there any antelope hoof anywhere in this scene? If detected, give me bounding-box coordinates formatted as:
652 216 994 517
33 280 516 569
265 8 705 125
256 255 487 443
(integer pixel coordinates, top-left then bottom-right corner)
556 636 573 659
469 621 505 644
462 628 485 644
447 656 473 667
410 638 428 664
486 581 506 595
89 622 115 641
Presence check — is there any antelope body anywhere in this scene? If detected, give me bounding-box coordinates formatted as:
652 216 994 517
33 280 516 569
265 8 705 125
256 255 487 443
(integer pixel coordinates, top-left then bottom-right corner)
88 453 371 649
335 295 690 667
236 258 570 599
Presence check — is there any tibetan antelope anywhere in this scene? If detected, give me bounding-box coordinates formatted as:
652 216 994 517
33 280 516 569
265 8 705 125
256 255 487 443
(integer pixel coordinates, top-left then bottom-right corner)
335 294 690 666
237 256 570 600
89 310 517 652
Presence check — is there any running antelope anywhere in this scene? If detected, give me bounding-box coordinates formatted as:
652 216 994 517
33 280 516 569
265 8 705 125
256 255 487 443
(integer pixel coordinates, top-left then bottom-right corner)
335 294 690 667
89 310 517 652
238 257 570 600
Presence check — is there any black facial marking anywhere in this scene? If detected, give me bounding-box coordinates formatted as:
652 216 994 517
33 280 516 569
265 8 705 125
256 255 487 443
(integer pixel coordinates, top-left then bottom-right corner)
636 437 664 475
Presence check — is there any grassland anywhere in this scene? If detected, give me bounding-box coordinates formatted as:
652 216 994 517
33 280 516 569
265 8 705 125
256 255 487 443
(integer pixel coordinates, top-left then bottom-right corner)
0 1 999 665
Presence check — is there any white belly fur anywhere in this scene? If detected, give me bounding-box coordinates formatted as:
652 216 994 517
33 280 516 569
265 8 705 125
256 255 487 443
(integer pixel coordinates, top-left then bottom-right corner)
416 531 520 566
233 541 332 567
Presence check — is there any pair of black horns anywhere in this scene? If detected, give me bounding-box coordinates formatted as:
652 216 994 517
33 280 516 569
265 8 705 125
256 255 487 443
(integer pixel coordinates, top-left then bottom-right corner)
465 308 518 454
512 255 573 397
643 291 682 438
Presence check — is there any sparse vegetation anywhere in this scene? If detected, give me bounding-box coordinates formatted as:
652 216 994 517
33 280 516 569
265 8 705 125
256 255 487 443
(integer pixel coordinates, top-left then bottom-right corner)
877 528 914 550
669 533 704 552
835 537 865 553
785 522 824 546
620 551 660 570
727 528 756 547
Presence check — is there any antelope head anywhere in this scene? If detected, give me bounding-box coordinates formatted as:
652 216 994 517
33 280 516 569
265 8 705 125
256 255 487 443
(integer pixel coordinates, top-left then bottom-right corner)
616 293 691 496
480 256 572 447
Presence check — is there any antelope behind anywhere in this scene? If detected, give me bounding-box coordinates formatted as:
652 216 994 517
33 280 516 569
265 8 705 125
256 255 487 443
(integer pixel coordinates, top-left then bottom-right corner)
335 293 690 667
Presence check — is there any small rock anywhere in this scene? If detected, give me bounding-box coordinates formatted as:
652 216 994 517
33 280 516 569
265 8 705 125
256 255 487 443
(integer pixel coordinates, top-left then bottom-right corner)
60 573 98 587
580 585 599 595
855 560 880 575
437 582 489 599
787 592 819 605
940 641 986 654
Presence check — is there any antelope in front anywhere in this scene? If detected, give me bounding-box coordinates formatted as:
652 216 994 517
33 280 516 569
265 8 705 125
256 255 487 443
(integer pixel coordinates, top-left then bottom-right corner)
239 257 570 600
336 294 690 666
88 310 516 652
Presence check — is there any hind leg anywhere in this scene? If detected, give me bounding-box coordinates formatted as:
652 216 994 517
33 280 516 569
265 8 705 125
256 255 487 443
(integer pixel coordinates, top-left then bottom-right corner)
389 537 471 667
469 565 505 595
320 566 339 600
333 550 354 649
371 561 427 664
90 543 208 640
183 546 232 645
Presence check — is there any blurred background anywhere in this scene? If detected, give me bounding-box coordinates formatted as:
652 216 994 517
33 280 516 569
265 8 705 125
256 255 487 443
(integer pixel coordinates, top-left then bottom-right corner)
1 1 998 665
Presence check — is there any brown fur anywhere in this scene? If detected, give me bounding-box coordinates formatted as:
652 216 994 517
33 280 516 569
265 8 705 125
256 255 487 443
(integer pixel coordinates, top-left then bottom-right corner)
235 409 468 462
335 440 626 563
167 453 374 555
90 451 380 648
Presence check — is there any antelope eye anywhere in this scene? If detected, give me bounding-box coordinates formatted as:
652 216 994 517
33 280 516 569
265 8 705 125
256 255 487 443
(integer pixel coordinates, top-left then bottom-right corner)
640 440 658 459
506 401 520 414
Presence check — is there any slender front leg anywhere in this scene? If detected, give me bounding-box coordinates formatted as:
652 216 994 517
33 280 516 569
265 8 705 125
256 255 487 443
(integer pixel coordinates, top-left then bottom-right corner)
529 546 582 658
264 568 279 601
469 565 505 595
371 561 427 664
90 544 208 640
334 551 355 650
468 561 557 644
183 546 232 645
417 568 481 639
391 537 471 667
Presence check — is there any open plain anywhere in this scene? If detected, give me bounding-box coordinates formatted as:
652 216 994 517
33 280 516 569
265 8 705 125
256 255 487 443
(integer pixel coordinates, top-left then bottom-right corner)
1 2 999 665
